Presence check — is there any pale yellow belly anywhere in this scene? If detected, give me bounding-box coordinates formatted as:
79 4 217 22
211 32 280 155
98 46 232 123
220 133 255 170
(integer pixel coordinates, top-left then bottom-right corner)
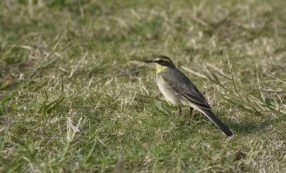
156 75 189 108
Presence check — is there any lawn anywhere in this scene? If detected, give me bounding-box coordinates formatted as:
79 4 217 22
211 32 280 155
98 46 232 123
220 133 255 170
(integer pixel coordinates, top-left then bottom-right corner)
0 0 285 172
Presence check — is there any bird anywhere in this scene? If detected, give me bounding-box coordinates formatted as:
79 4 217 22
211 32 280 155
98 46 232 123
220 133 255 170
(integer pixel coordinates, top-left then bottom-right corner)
145 55 233 136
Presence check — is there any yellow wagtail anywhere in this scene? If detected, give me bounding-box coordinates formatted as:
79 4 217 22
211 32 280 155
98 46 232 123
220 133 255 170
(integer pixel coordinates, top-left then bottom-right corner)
145 55 233 136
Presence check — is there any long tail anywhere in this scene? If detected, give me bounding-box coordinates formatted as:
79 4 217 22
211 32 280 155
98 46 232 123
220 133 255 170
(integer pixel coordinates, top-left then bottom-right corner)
200 109 233 136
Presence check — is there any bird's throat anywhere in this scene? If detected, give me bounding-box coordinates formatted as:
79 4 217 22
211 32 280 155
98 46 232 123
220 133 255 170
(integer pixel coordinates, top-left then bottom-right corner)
155 64 167 72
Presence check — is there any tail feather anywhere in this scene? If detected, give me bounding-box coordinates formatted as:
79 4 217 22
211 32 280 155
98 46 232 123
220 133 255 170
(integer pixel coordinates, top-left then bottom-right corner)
200 109 233 136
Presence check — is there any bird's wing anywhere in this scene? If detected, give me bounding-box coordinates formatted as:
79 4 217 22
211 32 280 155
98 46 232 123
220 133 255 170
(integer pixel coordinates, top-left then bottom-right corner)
161 69 211 110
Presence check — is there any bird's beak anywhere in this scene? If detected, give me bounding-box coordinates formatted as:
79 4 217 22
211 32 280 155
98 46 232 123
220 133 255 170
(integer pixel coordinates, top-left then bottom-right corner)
145 59 154 63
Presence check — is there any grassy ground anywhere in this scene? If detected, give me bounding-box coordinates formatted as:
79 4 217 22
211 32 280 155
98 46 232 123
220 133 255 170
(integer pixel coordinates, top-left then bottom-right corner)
1 0 286 172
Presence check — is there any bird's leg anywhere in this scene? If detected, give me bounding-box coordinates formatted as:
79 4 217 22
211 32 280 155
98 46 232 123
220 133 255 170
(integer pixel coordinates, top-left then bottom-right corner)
175 108 182 121
187 107 193 126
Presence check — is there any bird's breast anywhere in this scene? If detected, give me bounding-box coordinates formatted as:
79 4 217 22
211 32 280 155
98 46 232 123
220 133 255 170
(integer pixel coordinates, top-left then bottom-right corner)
156 73 188 107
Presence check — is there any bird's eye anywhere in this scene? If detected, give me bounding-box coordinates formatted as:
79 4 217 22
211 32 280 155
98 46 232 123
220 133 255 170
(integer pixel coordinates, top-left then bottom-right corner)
156 60 164 64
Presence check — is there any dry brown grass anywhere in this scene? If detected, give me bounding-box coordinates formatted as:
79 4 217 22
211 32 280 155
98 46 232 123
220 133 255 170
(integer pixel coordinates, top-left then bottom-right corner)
0 0 286 172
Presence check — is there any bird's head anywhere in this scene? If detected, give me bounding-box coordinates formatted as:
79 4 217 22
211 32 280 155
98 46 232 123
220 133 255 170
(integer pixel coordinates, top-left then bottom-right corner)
145 55 175 72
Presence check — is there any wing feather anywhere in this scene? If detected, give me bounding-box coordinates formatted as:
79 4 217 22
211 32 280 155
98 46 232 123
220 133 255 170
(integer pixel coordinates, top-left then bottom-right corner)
161 69 211 110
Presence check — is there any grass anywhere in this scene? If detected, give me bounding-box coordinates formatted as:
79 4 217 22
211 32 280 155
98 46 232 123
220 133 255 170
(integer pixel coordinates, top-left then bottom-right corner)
1 0 286 172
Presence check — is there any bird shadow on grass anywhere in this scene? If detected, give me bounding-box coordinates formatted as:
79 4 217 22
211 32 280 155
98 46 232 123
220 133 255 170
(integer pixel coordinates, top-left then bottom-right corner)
163 111 284 137
228 116 284 135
